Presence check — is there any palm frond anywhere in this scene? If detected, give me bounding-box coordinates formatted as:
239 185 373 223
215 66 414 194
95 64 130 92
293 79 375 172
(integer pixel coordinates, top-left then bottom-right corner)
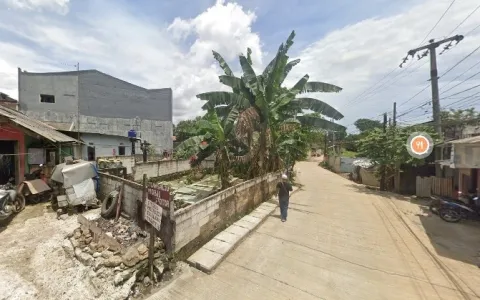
294 98 344 120
300 81 342 93
212 50 233 76
197 91 250 110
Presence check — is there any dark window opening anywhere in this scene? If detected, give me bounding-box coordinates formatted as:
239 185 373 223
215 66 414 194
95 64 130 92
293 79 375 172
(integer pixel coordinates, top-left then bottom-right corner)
87 146 95 161
40 94 55 103
118 146 125 156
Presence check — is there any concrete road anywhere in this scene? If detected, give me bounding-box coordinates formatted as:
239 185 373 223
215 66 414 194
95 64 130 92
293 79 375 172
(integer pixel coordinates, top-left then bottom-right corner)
148 162 474 300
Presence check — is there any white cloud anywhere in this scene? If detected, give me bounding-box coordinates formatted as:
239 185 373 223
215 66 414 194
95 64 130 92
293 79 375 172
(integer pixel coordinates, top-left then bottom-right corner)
0 0 479 128
288 0 480 130
3 0 70 14
168 0 262 66
0 0 262 123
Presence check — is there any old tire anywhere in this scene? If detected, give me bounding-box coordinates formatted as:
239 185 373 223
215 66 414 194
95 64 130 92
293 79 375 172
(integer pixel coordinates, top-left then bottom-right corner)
439 208 462 223
101 191 119 218
14 194 25 213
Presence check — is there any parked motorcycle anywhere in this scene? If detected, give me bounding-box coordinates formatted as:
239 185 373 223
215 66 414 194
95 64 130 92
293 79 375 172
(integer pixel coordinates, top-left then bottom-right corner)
435 192 480 223
429 195 466 215
0 178 26 222
24 164 44 180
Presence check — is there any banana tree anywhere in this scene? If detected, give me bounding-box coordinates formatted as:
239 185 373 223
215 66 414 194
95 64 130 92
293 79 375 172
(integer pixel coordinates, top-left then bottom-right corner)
198 30 345 175
174 109 246 189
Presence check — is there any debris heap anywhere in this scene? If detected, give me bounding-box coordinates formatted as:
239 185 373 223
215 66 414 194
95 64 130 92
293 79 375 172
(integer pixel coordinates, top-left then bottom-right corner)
62 216 171 299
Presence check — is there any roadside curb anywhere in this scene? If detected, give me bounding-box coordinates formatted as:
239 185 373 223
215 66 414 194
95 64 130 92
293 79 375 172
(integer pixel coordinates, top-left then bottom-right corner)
186 186 301 274
186 201 277 274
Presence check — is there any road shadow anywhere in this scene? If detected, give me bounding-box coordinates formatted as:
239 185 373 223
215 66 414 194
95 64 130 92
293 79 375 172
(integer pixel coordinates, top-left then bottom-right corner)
346 183 480 267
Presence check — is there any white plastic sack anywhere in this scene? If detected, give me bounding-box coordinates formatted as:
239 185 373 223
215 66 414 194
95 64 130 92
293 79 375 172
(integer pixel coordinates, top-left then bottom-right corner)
70 178 96 206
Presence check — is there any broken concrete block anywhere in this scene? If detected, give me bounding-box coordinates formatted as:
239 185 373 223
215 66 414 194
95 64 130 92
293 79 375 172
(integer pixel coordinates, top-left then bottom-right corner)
137 244 148 255
114 270 134 286
101 250 114 259
62 239 74 258
122 246 148 267
104 255 123 267
77 251 94 266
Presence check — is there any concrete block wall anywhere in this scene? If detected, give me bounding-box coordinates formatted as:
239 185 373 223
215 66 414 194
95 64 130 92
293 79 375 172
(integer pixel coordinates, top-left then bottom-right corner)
97 155 136 174
98 172 143 217
174 172 280 256
132 159 215 181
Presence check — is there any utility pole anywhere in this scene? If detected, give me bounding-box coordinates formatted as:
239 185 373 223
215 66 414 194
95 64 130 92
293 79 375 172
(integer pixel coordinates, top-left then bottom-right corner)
393 102 397 127
401 35 463 177
401 35 463 135
75 62 80 159
380 113 387 191
393 102 400 192
324 131 328 156
332 131 336 155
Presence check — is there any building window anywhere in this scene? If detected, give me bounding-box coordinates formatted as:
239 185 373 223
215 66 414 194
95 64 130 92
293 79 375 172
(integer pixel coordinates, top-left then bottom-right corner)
40 94 55 103
118 146 125 156
87 146 95 161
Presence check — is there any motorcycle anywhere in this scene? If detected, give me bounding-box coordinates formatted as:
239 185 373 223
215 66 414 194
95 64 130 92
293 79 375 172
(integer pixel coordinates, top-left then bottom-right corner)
429 195 466 215
19 164 52 204
24 164 45 180
435 192 480 223
0 178 26 222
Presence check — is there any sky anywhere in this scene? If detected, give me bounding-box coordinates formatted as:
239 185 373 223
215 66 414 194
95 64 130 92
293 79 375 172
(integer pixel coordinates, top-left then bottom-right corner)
1 0 480 131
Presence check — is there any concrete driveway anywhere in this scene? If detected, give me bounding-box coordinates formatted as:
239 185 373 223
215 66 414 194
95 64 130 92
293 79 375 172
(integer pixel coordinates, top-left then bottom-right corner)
148 161 478 300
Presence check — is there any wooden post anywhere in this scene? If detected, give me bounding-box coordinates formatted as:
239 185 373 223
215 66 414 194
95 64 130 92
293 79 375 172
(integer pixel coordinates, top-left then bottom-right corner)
148 221 155 280
143 174 155 280
167 193 175 254
115 183 124 221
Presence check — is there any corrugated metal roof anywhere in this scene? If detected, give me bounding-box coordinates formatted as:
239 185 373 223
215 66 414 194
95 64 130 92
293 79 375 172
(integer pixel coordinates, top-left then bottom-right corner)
0 106 79 143
449 135 480 144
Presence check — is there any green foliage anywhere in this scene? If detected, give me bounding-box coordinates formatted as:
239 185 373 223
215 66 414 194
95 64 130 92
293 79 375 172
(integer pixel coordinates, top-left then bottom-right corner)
174 116 204 143
357 125 439 177
146 145 157 156
178 30 345 187
318 160 333 171
354 118 383 133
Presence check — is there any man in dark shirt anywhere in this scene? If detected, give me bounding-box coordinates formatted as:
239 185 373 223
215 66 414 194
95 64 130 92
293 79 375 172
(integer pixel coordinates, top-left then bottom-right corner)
277 174 293 222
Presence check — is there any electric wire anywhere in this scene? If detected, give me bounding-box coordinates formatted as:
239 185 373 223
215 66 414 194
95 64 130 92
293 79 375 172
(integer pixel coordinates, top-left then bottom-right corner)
447 3 480 36
417 0 457 46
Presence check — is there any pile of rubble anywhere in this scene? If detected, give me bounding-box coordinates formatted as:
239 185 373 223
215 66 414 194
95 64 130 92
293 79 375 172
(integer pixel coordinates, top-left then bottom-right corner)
62 216 172 299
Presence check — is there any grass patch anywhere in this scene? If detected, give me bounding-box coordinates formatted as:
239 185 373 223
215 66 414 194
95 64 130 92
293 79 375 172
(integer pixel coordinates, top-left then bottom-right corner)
341 150 357 158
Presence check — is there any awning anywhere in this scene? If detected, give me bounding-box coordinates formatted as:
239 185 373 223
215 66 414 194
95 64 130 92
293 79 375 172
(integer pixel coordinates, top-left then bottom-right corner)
0 105 79 143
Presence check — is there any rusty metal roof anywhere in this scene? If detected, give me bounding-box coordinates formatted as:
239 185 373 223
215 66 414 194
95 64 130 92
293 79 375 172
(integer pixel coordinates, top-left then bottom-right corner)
0 105 79 143
449 135 480 144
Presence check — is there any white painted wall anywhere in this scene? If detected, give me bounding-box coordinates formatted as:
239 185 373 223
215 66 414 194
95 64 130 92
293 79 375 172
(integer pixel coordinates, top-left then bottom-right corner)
80 133 132 160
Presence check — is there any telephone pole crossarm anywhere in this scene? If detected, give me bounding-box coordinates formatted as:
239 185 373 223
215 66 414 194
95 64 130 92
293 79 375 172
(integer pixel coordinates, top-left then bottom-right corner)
406 35 464 58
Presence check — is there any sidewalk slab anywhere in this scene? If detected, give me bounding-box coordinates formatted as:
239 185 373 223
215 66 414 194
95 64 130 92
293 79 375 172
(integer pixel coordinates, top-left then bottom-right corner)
224 224 250 236
186 201 277 274
203 238 234 255
214 231 243 244
186 248 223 273
234 219 258 230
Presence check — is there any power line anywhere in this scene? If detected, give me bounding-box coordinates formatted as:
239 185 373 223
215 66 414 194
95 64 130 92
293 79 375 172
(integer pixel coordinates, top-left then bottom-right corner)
441 43 480 77
465 23 480 36
447 3 480 36
442 83 480 99
439 59 480 92
418 0 457 46
440 69 480 95
398 85 430 107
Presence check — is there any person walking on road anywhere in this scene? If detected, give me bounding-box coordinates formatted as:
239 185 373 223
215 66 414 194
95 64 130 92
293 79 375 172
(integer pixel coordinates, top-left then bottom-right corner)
277 174 293 222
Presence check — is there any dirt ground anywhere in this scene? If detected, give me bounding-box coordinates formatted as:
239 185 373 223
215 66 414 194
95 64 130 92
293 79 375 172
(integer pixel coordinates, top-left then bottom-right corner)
0 204 132 300
350 185 480 298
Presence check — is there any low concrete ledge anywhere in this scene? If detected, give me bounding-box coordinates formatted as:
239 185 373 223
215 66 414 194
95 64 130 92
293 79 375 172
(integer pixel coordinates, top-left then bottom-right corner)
186 202 276 274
